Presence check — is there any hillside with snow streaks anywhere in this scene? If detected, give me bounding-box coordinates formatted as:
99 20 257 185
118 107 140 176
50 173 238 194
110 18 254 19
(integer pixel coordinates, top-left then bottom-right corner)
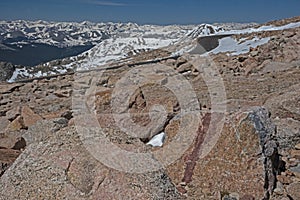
202 21 300 56
71 24 225 70
77 37 177 70
7 20 300 82
76 21 300 70
5 23 225 82
0 20 194 47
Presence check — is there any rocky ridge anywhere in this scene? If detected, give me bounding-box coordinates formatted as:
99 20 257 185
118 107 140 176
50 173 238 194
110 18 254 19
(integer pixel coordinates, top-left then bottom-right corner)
0 16 300 199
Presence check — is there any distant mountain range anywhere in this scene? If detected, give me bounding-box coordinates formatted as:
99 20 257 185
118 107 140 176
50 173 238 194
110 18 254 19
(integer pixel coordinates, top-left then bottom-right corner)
0 20 259 48
0 20 193 47
0 20 228 68
0 20 262 82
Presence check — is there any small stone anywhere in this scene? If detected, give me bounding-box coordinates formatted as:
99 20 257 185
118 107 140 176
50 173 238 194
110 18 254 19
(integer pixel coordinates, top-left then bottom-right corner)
177 62 192 73
0 162 10 177
6 116 25 132
0 83 23 94
179 182 186 186
288 158 299 167
0 148 20 163
175 57 187 68
286 170 294 176
68 118 75 126
281 156 288 163
32 79 38 85
222 195 237 200
290 164 300 178
250 50 259 57
5 106 21 120
295 143 300 150
238 56 247 62
11 137 26 150
229 193 239 199
292 176 300 182
0 62 15 81
53 118 68 125
274 181 284 195
61 111 73 120
0 117 10 133
291 150 300 159
286 182 300 200
240 194 255 200
42 112 61 120
165 58 176 66
279 150 289 157
54 89 72 98
176 186 187 194
277 174 292 184
283 31 296 38
293 172 300 179
0 136 26 150
21 106 42 127
280 197 291 200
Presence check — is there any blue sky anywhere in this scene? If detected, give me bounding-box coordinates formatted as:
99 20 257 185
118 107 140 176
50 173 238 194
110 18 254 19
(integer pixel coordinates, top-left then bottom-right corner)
0 0 299 24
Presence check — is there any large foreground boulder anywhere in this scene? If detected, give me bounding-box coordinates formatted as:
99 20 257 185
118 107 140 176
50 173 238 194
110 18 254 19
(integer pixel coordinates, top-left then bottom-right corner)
0 124 181 200
167 107 280 199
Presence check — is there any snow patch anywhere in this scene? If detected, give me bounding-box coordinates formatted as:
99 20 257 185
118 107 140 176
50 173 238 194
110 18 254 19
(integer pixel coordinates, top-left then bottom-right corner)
205 36 270 56
8 67 29 83
147 132 166 147
219 22 300 36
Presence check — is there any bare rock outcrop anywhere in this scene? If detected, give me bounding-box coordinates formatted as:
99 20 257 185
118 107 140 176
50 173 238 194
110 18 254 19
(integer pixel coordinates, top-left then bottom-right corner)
0 62 15 82
0 124 181 200
166 107 280 199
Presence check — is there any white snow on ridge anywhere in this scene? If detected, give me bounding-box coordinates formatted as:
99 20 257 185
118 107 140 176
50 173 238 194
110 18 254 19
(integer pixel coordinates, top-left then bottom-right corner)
76 37 178 70
8 67 29 83
205 36 270 56
186 24 224 38
196 21 300 56
217 21 300 36
75 24 224 70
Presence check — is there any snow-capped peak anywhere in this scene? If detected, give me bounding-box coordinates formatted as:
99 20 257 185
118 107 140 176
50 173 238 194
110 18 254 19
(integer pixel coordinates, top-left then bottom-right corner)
186 24 224 39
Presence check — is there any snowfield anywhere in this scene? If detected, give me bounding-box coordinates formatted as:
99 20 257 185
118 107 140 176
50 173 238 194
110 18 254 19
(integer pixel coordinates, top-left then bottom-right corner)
202 21 300 56
77 37 178 70
204 36 271 56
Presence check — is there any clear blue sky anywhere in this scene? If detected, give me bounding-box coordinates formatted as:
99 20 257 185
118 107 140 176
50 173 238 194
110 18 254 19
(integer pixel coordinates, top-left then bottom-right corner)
0 0 299 24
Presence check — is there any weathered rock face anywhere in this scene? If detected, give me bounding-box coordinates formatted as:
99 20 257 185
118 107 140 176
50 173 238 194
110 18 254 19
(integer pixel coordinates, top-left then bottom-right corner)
264 84 300 149
166 107 279 199
0 125 181 200
0 75 74 184
0 17 300 199
0 62 15 82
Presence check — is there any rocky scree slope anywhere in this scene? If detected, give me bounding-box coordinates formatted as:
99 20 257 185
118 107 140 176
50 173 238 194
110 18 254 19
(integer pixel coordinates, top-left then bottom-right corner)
0 17 300 199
